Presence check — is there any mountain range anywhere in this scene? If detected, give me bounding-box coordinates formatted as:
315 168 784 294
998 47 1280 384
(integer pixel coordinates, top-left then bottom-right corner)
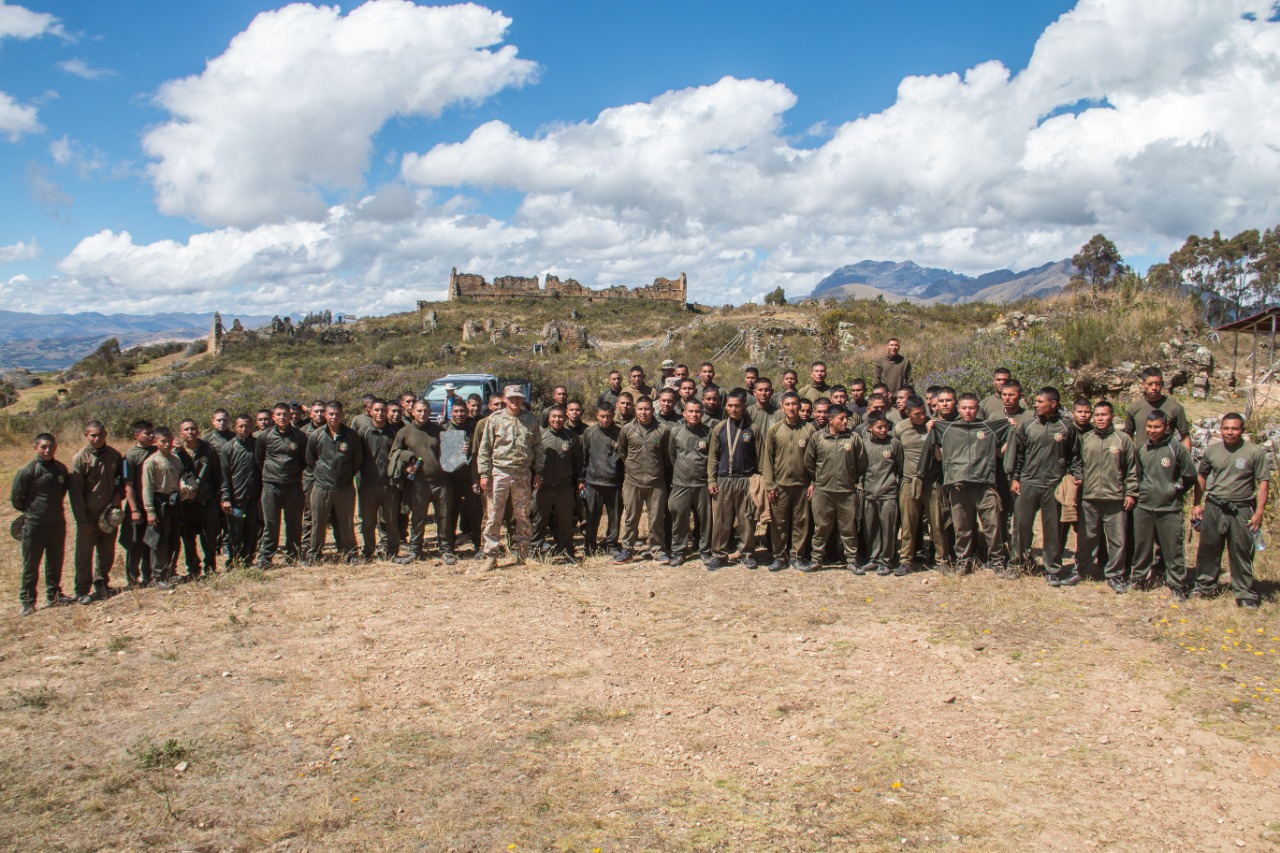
805 259 1074 304
0 311 274 372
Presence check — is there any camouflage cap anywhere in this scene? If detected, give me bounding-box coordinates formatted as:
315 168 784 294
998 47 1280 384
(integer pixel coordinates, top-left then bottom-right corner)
503 384 525 399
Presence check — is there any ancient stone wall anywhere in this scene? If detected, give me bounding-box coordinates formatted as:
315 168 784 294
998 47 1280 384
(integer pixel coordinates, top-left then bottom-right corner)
446 267 687 304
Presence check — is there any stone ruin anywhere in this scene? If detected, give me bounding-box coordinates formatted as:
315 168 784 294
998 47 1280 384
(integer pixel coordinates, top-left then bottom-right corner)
542 320 590 351
208 312 258 356
445 267 687 304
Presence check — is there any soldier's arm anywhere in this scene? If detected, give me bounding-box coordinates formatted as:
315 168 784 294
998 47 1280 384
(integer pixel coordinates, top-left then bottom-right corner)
142 462 158 521
475 421 493 479
351 432 365 476
1175 444 1197 494
852 434 869 483
530 418 545 476
255 432 268 470
67 454 90 525
706 425 721 492
9 464 29 513
220 445 236 505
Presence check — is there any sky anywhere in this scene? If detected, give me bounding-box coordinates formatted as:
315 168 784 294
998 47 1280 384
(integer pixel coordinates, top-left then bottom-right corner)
1 0 1278 315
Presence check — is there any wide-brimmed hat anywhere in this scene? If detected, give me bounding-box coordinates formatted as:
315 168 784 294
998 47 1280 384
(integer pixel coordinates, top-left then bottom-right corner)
98 507 124 534
9 516 23 541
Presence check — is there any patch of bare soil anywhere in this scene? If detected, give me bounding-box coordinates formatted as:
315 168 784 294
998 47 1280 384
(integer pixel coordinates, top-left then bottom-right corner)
1 535 1278 851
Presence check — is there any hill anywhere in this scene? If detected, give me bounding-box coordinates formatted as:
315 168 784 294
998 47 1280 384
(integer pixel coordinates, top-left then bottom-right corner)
807 259 1074 304
0 311 274 371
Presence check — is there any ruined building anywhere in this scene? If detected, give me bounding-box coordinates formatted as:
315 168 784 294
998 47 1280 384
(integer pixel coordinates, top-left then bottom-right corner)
439 267 688 304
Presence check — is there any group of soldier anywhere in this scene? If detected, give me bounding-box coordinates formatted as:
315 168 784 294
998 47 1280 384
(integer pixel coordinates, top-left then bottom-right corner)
9 337 1271 616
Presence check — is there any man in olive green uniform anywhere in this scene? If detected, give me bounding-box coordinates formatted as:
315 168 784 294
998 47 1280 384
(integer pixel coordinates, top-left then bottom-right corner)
597 370 624 412
762 392 816 571
1132 410 1197 595
895 397 930 570
1010 387 1080 584
1123 367 1192 450
478 385 544 569
349 394 376 434
299 400 327 548
391 400 454 565
1076 401 1138 591
11 433 72 614
798 362 830 403
873 338 912 395
358 400 400 559
746 378 780 542
667 399 713 567
120 420 156 587
177 419 223 579
922 393 1010 574
255 403 308 568
862 412 904 574
805 407 865 571
206 410 235 454
143 427 185 587
582 403 624 556
707 390 759 570
68 420 124 601
656 389 684 428
305 401 364 564
532 406 583 561
922 387 960 566
615 397 670 564
1192 412 1269 607
441 401 481 556
219 414 261 566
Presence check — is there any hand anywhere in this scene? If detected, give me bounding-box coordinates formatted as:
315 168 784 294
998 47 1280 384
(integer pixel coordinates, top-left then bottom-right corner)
806 485 815 499
1249 511 1263 532
1073 478 1082 486
1123 496 1135 511
473 483 482 495
131 511 142 522
1010 480 1021 496
708 483 718 496
480 476 491 492
531 474 542 491
1190 504 1203 523
767 488 778 504
221 501 232 513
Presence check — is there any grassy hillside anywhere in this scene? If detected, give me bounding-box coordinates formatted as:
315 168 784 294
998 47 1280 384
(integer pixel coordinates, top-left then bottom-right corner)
0 287 1234 441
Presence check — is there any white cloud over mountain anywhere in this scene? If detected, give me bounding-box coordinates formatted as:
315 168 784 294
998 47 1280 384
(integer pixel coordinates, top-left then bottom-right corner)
9 0 1280 313
0 1 61 141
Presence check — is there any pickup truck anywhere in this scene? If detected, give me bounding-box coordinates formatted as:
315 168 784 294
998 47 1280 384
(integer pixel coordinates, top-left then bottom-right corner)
420 373 533 422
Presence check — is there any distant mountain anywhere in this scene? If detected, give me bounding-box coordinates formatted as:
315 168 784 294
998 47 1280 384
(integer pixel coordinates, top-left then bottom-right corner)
0 311 274 371
805 259 1074 304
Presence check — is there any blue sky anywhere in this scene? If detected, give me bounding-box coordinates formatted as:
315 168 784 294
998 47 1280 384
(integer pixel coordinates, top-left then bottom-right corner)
0 1 1277 314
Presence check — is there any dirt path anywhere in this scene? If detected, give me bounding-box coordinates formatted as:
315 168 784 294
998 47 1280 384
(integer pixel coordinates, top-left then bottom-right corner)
1 551 1276 852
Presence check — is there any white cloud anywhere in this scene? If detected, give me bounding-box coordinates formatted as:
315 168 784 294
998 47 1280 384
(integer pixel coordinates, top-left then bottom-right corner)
0 90 41 140
403 0 1280 301
0 1 60 40
143 0 536 228
0 239 39 263
57 58 115 80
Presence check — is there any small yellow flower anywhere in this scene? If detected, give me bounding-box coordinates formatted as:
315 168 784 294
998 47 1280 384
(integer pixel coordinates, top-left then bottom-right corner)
351 797 359 803
891 782 902 789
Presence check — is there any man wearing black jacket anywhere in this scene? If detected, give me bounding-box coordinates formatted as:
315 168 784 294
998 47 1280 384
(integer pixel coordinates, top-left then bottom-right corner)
255 403 307 568
219 414 261 566
305 401 364 564
177 419 222 579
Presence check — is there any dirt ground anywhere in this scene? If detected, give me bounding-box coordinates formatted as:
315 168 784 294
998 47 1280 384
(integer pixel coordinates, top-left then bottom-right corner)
1 451 1278 851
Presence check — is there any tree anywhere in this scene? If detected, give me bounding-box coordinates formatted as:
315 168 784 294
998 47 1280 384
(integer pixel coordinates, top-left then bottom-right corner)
1250 225 1280 309
763 286 787 306
1071 234 1126 293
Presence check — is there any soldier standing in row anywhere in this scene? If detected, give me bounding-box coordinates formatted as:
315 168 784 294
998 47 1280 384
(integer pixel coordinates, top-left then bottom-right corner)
581 402 623 557
478 385 543 570
68 421 123 601
359 399 400 560
142 427 185 588
805 406 864 571
306 401 364 564
220 414 261 566
667 399 713 567
121 420 156 587
532 406 583 561
1077 401 1138 592
11 433 72 614
873 338 912 395
255 403 307 568
1192 412 1269 608
762 391 815 571
1010 388 1079 584
615 397 670 564
895 397 930 567
177 419 222 578
1132 410 1196 595
861 412 904 575
707 390 758 570
442 401 480 556
392 400 453 565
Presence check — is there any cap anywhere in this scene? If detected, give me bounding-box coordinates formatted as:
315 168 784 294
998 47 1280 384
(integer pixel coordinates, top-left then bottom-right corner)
443 382 456 391
660 359 675 369
9 516 23 541
503 384 525 399
98 507 124 534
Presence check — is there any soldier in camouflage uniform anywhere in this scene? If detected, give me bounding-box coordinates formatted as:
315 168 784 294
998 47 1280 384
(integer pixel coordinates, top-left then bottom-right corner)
477 385 544 570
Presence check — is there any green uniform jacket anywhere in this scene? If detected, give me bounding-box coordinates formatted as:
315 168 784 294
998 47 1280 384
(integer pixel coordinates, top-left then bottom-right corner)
206 429 235 455
894 419 929 479
11 458 69 526
862 436 904 500
1124 396 1190 441
123 445 156 517
762 419 816 489
220 436 260 504
177 440 222 505
1199 440 1270 503
349 413 374 435
306 425 365 490
804 428 866 493
1136 436 1196 511
977 393 1004 420
667 422 712 488
391 421 448 483
256 426 307 486
477 409 544 477
1080 426 1138 501
617 420 670 488
68 444 123 524
360 424 399 487
538 427 584 489
873 355 911 393
582 423 624 486
923 418 1010 487
1012 414 1081 486
747 403 781 438
797 382 830 403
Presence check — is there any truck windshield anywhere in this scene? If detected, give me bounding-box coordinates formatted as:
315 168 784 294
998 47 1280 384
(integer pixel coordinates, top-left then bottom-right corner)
423 379 486 407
